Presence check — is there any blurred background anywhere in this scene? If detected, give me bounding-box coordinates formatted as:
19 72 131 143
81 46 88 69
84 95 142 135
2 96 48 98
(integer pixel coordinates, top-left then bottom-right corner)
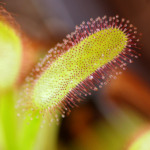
0 0 150 150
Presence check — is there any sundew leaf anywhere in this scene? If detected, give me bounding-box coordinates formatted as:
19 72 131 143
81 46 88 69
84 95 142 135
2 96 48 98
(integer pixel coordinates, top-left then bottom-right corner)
0 7 22 150
33 28 127 108
19 15 141 123
0 18 22 90
0 90 18 150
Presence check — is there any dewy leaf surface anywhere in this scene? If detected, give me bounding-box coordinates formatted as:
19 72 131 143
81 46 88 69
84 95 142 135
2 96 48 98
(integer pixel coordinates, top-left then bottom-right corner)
33 28 127 108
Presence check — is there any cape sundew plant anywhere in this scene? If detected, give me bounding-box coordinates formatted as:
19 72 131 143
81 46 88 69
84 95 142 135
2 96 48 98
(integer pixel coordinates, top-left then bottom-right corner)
18 15 141 123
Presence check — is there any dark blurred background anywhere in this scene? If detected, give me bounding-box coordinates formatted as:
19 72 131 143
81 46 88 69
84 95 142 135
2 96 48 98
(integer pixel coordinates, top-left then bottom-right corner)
1 0 150 149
